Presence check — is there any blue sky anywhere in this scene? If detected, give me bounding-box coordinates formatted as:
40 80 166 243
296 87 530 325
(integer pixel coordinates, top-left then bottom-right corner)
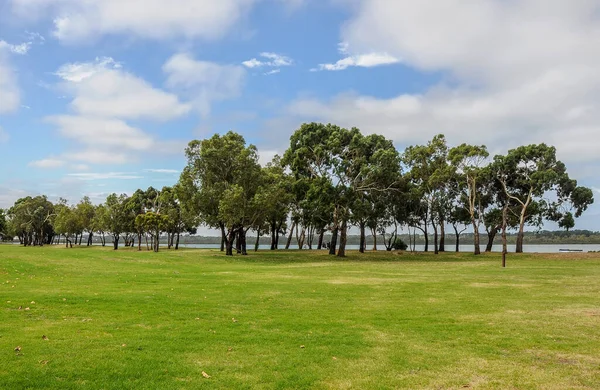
1 0 599 231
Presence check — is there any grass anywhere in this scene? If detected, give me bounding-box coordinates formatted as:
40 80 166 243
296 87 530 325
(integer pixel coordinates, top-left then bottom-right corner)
1 245 599 389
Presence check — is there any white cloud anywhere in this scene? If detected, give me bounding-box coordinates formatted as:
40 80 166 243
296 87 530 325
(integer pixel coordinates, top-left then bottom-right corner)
29 158 66 169
314 43 400 71
67 172 144 181
56 57 190 121
0 32 44 55
55 57 122 82
163 52 245 116
42 58 192 166
264 69 281 75
242 52 293 68
290 1 600 163
10 0 258 43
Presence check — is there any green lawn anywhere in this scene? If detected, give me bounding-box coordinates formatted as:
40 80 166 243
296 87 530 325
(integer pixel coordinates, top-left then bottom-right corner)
1 245 599 389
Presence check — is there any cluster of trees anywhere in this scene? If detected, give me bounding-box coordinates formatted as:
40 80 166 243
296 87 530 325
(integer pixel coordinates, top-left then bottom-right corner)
1 123 594 260
1 189 197 252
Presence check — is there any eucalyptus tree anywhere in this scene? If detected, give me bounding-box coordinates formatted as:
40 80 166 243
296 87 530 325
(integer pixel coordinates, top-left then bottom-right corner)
104 193 131 250
449 144 490 254
181 132 262 256
92 204 108 246
76 196 96 246
0 209 8 241
493 144 594 253
403 135 450 254
258 158 292 250
284 123 401 257
54 204 79 248
8 196 55 246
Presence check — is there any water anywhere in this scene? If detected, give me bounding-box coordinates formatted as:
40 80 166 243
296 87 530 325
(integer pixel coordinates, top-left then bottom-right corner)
176 243 600 253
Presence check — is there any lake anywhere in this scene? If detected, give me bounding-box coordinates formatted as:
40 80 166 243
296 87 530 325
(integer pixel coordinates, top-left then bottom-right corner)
177 243 600 253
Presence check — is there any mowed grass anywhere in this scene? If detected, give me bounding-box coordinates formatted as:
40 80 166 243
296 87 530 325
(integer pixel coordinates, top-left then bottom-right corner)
1 246 600 389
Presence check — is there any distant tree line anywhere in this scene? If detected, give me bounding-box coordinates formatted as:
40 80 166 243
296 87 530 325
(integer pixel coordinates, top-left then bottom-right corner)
0 123 594 259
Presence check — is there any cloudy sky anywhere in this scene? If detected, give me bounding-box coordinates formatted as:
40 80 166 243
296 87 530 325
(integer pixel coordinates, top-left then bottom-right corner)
0 0 599 230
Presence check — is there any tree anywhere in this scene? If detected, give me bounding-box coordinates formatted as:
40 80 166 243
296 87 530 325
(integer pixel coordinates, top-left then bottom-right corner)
0 209 8 241
104 193 130 250
403 135 450 254
449 144 489 255
180 132 262 256
8 196 55 246
284 123 401 257
493 144 594 253
76 196 96 246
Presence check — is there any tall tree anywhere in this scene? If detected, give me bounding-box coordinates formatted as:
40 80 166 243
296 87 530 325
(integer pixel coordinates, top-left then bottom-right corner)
104 193 130 250
449 144 489 255
493 144 594 253
180 132 261 256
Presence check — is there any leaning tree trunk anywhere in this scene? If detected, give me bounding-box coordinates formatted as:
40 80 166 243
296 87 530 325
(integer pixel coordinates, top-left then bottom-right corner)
175 232 180 250
285 221 296 250
485 227 499 252
255 229 260 252
423 223 429 252
329 227 338 255
359 222 366 253
439 222 446 252
337 220 348 257
87 232 93 246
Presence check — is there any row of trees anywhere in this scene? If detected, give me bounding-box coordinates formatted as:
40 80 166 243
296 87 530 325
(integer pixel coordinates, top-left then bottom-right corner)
1 123 594 260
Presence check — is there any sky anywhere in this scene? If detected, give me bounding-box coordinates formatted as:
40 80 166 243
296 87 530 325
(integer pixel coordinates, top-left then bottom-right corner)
0 0 599 231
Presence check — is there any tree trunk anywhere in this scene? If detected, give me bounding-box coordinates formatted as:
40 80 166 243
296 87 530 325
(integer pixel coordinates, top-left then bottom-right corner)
225 229 234 256
236 229 242 254
359 222 366 253
472 219 481 255
79 234 83 246
113 236 119 250
270 223 276 250
423 223 429 252
329 227 338 255
175 232 180 250
502 205 508 267
453 225 460 252
486 228 498 252
337 220 347 257
298 226 306 250
255 229 260 252
241 229 248 255
285 221 296 250
371 227 378 251
317 229 324 250
138 233 142 251
432 219 439 255
516 228 525 253
439 222 446 252
220 223 226 252
87 232 93 246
